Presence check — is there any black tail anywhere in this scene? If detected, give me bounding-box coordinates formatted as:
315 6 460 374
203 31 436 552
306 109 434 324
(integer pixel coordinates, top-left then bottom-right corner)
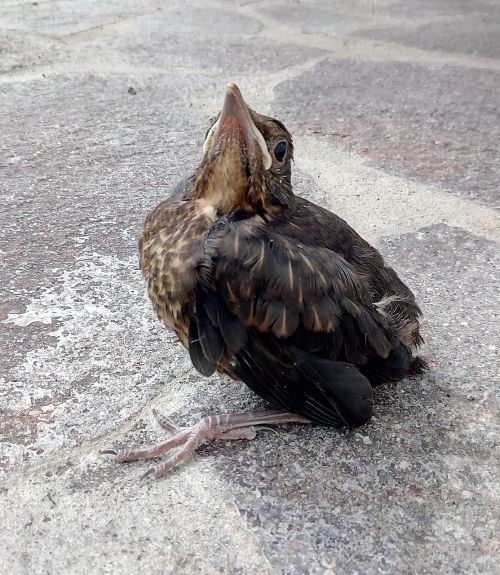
234 335 374 428
292 348 374 427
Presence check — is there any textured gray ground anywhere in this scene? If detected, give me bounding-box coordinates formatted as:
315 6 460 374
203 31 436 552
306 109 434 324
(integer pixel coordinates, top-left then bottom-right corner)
1 1 499 574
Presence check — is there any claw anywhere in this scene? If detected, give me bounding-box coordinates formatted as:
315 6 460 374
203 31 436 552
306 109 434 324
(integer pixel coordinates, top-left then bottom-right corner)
140 467 156 482
105 409 309 479
152 408 181 433
99 448 118 456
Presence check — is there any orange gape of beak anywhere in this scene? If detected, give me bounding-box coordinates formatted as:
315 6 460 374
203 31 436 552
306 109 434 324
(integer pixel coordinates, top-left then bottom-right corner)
203 83 272 170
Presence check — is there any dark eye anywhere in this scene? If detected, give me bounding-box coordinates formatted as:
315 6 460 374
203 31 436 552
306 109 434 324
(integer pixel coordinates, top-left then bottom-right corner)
273 141 287 163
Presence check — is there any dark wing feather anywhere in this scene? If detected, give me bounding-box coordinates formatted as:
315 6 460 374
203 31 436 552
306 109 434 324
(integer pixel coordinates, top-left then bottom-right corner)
188 318 217 377
203 218 395 360
188 293 225 376
195 295 224 366
200 290 247 354
232 334 373 427
273 197 423 349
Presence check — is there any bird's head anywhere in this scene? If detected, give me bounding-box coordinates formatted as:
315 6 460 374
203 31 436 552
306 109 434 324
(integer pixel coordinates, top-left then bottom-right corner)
190 83 294 217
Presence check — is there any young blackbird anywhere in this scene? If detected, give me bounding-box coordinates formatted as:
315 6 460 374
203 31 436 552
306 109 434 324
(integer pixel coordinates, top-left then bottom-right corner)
103 84 426 479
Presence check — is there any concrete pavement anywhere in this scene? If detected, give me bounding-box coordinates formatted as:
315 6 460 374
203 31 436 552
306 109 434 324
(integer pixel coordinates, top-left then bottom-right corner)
1 1 499 573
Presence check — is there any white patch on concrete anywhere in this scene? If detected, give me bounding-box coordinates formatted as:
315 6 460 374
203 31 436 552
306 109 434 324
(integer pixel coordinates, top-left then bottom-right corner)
1 257 271 573
1 251 203 472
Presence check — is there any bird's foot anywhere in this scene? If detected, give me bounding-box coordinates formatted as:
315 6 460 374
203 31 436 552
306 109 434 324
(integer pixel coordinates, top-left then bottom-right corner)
101 409 309 480
409 355 432 374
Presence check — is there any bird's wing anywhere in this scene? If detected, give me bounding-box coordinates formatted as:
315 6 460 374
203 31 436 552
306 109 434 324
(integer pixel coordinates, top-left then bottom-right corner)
220 218 392 349
281 197 423 348
190 217 395 369
187 217 403 427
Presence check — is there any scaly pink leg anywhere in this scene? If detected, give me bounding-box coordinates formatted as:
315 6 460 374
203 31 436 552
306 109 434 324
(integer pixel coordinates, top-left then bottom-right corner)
152 408 257 440
101 410 310 480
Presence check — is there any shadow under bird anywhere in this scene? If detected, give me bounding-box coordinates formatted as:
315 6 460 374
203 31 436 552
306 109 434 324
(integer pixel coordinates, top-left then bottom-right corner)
103 83 427 479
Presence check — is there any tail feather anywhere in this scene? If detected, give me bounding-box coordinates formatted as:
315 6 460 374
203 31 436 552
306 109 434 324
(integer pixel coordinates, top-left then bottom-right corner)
234 336 374 428
293 348 373 427
189 290 376 428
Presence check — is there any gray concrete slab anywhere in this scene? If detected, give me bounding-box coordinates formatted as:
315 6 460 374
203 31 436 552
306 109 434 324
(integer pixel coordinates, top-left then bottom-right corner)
274 60 500 208
1 0 499 574
358 19 500 60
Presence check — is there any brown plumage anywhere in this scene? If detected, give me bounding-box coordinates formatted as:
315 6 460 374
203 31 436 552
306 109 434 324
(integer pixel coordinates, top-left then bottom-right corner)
104 83 426 478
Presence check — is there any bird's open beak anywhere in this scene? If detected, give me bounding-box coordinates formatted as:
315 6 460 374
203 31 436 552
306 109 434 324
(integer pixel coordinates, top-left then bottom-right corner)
203 83 272 170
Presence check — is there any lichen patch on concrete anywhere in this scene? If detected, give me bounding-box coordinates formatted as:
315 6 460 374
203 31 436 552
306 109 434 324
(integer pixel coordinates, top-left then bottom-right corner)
1 251 197 474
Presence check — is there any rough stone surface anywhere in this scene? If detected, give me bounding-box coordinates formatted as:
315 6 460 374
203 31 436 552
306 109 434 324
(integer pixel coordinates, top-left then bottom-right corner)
1 1 499 574
358 18 500 59
274 60 500 208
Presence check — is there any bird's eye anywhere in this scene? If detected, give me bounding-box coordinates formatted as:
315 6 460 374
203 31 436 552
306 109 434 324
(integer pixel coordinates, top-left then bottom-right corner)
273 141 287 163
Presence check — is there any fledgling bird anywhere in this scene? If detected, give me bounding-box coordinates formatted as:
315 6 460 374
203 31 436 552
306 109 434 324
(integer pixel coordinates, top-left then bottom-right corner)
103 83 426 478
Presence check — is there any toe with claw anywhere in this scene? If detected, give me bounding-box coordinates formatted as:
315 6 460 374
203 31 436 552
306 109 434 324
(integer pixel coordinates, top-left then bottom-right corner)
101 409 309 479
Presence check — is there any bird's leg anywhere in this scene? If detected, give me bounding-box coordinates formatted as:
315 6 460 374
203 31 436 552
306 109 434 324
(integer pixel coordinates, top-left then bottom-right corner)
152 408 257 440
101 410 309 480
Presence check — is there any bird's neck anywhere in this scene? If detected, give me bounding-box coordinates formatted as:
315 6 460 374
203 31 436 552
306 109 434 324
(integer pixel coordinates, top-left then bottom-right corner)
189 163 273 218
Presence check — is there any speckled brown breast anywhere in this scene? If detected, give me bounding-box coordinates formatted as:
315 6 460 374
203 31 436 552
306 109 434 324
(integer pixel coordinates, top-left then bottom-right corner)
139 199 216 345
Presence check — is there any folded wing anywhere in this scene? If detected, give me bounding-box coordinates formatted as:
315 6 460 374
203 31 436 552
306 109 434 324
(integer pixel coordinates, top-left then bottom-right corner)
186 217 402 427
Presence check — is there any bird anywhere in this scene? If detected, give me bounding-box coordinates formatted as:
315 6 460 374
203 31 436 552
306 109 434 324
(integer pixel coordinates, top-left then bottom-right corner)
103 83 426 479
